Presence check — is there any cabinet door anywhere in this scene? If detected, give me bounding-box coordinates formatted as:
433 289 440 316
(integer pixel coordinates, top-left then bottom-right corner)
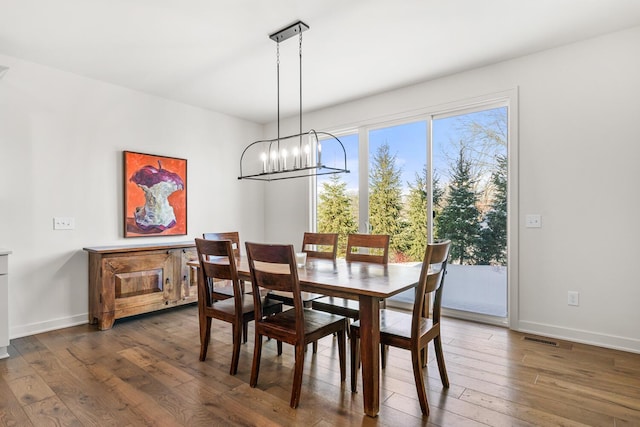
180 247 198 302
103 250 175 318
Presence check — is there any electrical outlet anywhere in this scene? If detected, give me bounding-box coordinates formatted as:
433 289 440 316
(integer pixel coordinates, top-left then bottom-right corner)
525 214 542 228
568 291 579 306
53 217 75 230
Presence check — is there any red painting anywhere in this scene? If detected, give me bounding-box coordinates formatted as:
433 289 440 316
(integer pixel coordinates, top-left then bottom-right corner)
123 151 187 237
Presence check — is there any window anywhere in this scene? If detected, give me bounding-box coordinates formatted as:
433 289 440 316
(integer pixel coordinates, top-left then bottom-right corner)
313 95 513 324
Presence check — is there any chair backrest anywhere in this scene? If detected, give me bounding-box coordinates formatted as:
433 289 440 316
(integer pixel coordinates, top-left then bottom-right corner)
245 242 304 338
413 240 451 336
203 232 241 257
195 238 242 312
345 234 390 264
301 232 338 260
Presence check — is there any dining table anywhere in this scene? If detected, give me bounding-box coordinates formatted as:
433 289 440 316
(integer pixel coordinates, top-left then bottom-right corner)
190 255 421 417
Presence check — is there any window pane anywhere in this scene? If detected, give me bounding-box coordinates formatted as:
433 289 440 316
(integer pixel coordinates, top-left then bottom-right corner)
369 121 427 263
316 133 359 257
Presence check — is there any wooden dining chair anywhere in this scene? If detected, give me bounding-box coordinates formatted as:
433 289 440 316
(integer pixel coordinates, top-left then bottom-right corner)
245 242 348 409
202 232 244 301
311 233 390 332
350 240 451 416
301 232 338 260
194 238 283 375
300 232 338 353
345 233 390 264
203 231 241 257
265 232 335 309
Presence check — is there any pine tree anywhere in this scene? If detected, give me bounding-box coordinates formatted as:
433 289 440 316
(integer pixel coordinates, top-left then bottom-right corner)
436 147 481 264
431 172 444 240
369 143 404 256
476 155 507 265
317 174 358 257
402 167 446 261
404 168 428 261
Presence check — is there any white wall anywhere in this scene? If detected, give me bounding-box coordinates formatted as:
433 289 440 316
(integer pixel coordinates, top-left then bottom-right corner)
0 54 265 337
264 26 640 352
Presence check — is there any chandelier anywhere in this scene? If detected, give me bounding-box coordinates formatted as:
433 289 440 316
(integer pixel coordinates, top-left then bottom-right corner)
238 21 349 181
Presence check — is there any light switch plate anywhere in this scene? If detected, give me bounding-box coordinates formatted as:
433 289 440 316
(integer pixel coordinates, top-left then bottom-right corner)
53 217 75 230
568 291 579 306
525 214 541 228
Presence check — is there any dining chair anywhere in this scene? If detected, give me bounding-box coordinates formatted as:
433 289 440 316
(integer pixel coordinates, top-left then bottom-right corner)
202 232 243 301
264 232 335 309
301 232 338 259
203 231 241 257
300 232 338 353
311 233 390 334
245 242 348 409
350 240 451 416
194 238 283 375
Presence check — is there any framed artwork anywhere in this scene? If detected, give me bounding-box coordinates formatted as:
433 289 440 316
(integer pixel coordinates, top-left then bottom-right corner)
123 151 187 237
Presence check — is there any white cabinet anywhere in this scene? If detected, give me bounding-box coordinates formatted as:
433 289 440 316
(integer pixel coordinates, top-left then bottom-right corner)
0 249 10 359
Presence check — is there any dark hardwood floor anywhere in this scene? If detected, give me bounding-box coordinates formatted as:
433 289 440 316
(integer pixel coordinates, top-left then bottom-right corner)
1 304 639 426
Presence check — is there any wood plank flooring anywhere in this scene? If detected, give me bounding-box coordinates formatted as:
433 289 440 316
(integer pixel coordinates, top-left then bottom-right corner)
1 304 639 426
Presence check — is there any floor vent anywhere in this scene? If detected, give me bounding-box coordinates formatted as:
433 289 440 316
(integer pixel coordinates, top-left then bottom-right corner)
523 336 559 347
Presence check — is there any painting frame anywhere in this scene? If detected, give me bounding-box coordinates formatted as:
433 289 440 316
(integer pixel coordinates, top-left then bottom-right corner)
123 151 187 238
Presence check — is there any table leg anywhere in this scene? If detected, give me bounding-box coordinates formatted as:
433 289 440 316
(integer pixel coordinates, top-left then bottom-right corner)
358 295 380 417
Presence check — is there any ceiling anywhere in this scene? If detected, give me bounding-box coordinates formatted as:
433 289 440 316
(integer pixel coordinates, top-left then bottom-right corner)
2 0 640 124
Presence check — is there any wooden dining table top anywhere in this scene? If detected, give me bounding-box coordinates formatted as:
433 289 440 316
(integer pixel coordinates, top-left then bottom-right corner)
190 256 421 300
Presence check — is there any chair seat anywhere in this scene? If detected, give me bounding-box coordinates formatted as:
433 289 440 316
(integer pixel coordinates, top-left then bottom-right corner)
267 290 324 307
351 309 434 341
311 296 360 319
212 294 282 317
260 308 346 345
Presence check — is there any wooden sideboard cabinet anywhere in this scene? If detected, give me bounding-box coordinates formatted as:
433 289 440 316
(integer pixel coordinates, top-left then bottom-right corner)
84 242 197 330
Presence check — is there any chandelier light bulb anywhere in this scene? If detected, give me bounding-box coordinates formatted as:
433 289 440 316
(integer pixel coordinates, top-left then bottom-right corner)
260 152 267 173
293 146 300 169
304 145 310 168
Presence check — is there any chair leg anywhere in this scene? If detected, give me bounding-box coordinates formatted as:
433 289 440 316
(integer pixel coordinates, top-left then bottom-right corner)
290 344 306 408
230 323 242 375
277 340 283 355
337 327 346 382
434 335 449 388
242 320 249 344
199 316 212 361
381 344 388 369
350 329 359 392
411 349 430 416
250 333 263 388
312 340 318 353
420 346 428 368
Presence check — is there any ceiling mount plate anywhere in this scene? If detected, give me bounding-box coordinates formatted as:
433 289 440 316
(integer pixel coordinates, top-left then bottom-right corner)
269 21 309 43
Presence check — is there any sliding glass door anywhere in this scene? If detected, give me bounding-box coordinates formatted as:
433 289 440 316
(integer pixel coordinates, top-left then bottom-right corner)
432 106 508 318
314 101 510 323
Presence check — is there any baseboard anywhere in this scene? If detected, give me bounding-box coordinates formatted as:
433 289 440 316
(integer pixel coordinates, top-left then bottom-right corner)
10 313 88 339
517 320 640 354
